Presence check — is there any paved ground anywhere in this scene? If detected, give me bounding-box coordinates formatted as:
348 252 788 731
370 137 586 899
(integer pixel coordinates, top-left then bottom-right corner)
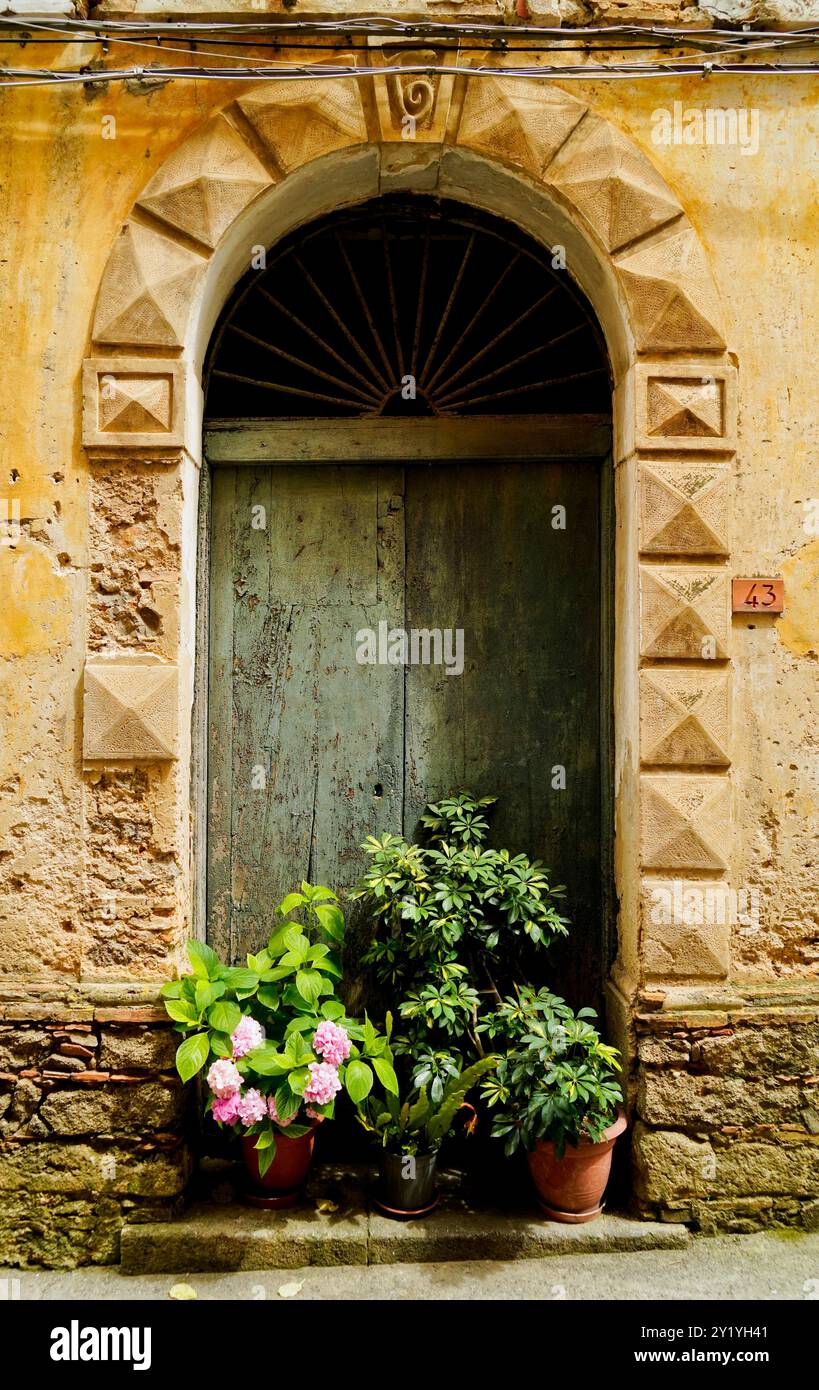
4 1231 819 1300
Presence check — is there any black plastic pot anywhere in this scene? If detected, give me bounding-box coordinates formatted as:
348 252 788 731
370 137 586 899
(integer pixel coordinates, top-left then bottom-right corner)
376 1150 438 1217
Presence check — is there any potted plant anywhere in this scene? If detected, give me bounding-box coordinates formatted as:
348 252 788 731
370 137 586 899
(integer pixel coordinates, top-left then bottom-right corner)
353 1016 498 1218
480 986 624 1222
161 881 388 1208
351 794 568 1088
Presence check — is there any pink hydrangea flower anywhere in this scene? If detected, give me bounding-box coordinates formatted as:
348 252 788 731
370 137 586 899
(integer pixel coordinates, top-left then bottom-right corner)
303 1061 342 1107
211 1092 242 1126
305 1106 325 1123
231 1015 266 1059
267 1095 295 1129
312 1020 351 1067
237 1088 268 1127
207 1058 242 1098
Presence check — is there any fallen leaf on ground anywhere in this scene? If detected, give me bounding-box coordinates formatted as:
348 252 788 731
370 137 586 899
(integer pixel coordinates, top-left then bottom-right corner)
315 1198 339 1213
168 1283 198 1300
277 1280 304 1299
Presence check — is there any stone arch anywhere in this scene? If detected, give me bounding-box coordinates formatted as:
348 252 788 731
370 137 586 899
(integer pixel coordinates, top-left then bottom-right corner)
81 71 737 1058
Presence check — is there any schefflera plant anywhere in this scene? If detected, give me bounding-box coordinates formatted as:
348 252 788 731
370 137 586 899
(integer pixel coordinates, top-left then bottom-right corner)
161 882 397 1175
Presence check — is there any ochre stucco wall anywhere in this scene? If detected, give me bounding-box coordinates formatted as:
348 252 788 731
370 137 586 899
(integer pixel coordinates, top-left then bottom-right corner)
0 42 817 1257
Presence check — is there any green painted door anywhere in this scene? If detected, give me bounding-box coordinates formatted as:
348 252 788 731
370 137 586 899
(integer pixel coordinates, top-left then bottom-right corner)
207 451 611 1006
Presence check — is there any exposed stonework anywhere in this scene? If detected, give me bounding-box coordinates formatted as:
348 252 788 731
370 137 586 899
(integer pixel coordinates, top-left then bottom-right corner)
0 1001 188 1267
632 1006 819 1231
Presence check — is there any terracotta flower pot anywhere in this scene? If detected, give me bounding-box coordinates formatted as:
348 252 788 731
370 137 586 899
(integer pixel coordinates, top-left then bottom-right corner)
527 1111 627 1223
241 1127 317 1209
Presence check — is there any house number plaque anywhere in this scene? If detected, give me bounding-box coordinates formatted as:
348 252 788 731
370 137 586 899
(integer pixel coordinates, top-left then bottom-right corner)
732 578 785 614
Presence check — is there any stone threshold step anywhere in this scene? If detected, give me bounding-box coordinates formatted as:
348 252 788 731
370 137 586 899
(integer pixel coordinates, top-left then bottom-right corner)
121 1166 688 1274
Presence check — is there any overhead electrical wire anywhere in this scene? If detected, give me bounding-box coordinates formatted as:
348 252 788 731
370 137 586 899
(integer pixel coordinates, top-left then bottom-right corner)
0 14 816 86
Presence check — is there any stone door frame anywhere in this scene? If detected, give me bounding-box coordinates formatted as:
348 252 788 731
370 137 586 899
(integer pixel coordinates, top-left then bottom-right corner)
80 70 737 1083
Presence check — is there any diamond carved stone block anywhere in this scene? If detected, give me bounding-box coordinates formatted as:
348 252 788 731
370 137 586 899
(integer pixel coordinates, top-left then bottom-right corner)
615 224 726 353
93 221 205 349
83 661 179 762
82 358 185 450
640 567 730 659
545 116 682 254
138 114 273 251
640 667 730 767
639 460 731 556
633 362 736 454
640 878 730 979
458 77 587 178
640 775 731 872
237 79 366 173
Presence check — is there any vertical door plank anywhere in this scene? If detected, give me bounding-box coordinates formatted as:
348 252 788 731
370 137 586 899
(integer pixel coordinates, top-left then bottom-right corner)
207 468 236 962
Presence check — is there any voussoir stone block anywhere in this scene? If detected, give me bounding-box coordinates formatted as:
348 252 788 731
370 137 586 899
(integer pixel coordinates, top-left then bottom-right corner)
640 566 730 659
92 221 205 349
640 877 730 978
138 113 273 250
237 79 367 173
615 223 726 353
82 357 185 450
640 775 731 872
545 116 682 254
639 460 731 556
83 660 179 762
640 666 730 766
457 76 586 178
370 44 456 143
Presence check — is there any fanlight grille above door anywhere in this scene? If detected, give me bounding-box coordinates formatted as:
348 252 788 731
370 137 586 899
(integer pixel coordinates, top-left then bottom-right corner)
205 198 610 419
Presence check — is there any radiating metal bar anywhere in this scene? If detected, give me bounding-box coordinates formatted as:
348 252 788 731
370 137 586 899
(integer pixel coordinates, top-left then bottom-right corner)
437 321 589 406
211 369 365 411
334 235 396 390
424 250 522 396
292 249 392 394
432 284 559 400
256 284 383 399
226 324 383 406
411 222 431 384
419 231 475 390
382 219 405 382
452 367 608 410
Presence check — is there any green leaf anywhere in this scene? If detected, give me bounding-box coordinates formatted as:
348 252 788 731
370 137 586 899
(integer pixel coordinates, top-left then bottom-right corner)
176 1032 210 1084
246 1043 290 1076
314 902 345 942
187 940 220 980
295 969 322 1005
219 967 260 995
255 1124 276 1150
195 979 225 1014
208 1031 233 1058
164 1000 199 1026
288 1066 309 1097
207 1000 242 1035
256 986 280 1010
371 1055 399 1096
320 1000 345 1021
345 1060 373 1105
273 1081 302 1122
257 1140 277 1178
278 892 306 916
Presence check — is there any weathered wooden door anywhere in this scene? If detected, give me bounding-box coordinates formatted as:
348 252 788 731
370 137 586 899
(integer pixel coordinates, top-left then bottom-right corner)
205 418 612 1007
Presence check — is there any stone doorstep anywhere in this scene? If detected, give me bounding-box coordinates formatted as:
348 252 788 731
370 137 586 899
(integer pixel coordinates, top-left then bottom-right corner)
119 1166 689 1275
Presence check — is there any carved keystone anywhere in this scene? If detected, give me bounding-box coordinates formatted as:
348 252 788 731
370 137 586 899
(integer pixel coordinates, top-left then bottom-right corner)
83 661 179 762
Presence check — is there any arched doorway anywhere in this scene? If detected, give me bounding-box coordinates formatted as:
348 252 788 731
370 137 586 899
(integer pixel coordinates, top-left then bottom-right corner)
202 195 614 1011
